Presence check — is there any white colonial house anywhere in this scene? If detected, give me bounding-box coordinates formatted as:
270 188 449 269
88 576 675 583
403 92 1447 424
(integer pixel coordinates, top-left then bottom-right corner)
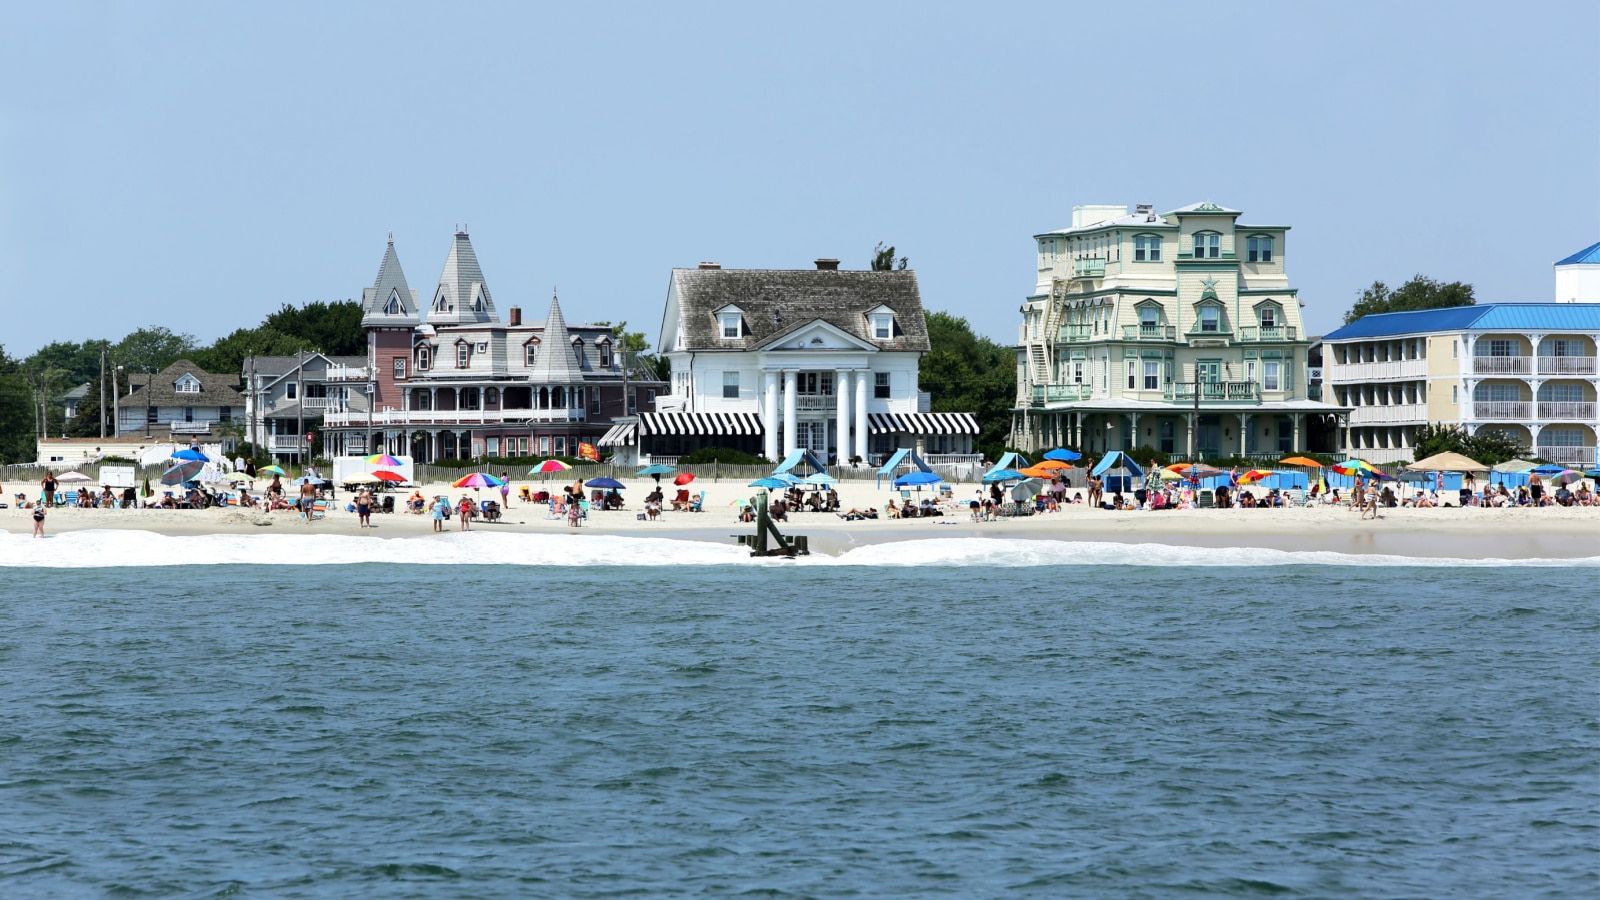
1011 202 1347 458
610 259 977 466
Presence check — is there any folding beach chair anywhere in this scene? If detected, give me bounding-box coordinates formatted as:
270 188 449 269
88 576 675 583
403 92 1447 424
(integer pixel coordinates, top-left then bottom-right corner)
546 499 565 519
305 499 329 521
1196 489 1215 508
688 491 705 512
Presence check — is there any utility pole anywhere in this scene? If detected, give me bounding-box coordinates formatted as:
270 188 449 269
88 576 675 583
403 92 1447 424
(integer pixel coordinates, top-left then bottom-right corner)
113 365 122 438
100 345 107 439
295 348 306 468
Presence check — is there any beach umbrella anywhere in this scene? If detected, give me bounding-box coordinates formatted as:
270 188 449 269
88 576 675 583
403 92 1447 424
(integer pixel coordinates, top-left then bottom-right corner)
803 472 837 485
1031 459 1074 471
748 477 790 490
1331 459 1380 476
636 464 677 483
225 473 251 483
260 465 286 475
1236 469 1274 484
673 472 696 486
982 468 1026 483
364 453 403 466
1543 469 1583 486
894 471 943 487
1042 448 1082 461
293 476 331 487
161 461 204 485
530 459 572 474
1010 478 1045 502
1278 456 1323 468
56 471 93 483
730 498 750 507
372 470 406 482
585 477 625 490
1158 469 1184 481
1407 451 1488 473
172 448 210 463
1584 468 1600 479
454 472 505 489
1017 464 1058 479
344 472 382 484
1527 464 1568 477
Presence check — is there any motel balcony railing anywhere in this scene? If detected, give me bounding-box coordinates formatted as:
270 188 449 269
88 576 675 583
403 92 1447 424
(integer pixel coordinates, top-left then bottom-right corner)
1325 359 1429 382
1029 383 1095 405
1536 401 1597 420
1163 381 1261 402
1347 403 1428 425
1121 324 1178 341
1469 401 1532 420
323 408 587 427
1537 356 1598 375
1471 356 1532 375
1533 445 1597 466
1236 325 1299 342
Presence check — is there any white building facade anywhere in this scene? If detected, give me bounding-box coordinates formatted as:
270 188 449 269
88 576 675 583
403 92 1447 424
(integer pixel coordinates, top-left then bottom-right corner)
1555 241 1600 304
1322 303 1600 466
623 260 976 466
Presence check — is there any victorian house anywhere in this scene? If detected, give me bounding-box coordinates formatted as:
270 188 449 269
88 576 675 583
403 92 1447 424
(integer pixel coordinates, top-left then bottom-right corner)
1011 202 1346 458
319 230 664 462
603 259 978 466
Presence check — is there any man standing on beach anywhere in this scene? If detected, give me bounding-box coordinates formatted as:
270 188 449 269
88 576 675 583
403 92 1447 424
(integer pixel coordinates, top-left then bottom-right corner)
299 478 316 516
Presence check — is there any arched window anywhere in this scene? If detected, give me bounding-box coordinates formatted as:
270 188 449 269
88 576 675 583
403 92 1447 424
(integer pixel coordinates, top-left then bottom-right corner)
552 386 565 408
572 338 585 365
485 387 499 406
539 387 550 409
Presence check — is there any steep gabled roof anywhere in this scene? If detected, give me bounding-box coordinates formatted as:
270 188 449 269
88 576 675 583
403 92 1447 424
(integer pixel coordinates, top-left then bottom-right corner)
528 294 584 381
668 268 930 353
360 237 421 327
426 230 498 326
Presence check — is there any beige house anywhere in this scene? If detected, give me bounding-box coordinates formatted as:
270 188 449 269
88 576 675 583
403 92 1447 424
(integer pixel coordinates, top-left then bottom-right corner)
1011 202 1345 458
1322 303 1599 465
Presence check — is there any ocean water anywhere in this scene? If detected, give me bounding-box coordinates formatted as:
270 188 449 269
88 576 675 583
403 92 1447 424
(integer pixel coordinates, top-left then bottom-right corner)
0 533 1595 897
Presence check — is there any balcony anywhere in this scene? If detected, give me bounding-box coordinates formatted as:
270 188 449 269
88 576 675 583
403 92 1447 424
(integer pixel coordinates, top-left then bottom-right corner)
1537 401 1596 420
324 364 369 381
1538 356 1597 375
324 408 587 428
1185 326 1233 344
1469 401 1531 420
169 421 214 434
1471 356 1531 375
1236 325 1299 342
1061 324 1092 342
1347 403 1428 425
1163 382 1260 402
796 395 837 412
270 435 307 451
1121 324 1177 342
1326 359 1428 382
300 396 347 410
1030 383 1094 405
1534 445 1597 466
1072 257 1106 278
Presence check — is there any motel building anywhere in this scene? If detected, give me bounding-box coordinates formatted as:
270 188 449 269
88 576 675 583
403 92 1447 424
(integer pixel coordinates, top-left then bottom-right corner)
319 230 664 462
1321 303 1600 466
1010 202 1348 458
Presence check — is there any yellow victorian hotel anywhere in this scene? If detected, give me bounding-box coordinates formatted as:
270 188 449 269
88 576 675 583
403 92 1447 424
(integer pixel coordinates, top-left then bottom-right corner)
1011 202 1346 458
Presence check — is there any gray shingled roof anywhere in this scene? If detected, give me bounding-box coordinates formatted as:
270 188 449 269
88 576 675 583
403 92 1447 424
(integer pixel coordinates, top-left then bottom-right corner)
248 354 368 378
360 238 422 327
126 360 243 407
528 294 585 382
670 268 930 352
425 231 498 326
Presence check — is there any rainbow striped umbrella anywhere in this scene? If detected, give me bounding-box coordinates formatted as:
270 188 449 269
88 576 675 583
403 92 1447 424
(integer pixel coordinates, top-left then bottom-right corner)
530 459 572 474
1332 459 1381 476
453 472 505 489
365 454 403 466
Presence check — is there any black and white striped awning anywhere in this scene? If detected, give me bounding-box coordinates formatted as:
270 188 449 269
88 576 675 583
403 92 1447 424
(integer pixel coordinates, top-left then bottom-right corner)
639 411 765 437
598 421 637 446
867 412 980 435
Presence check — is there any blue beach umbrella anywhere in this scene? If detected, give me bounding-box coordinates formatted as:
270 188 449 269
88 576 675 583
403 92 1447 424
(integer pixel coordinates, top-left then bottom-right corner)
803 472 837 485
171 448 210 463
982 468 1026 483
748 477 790 490
585 477 626 490
1043 448 1082 462
1527 464 1567 477
893 471 943 488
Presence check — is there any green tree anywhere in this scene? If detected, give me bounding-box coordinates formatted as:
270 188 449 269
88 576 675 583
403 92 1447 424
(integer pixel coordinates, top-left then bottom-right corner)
871 242 908 271
114 327 199 373
261 300 365 355
0 345 38 463
22 340 108 386
191 325 305 375
1410 422 1528 466
1343 275 1475 325
919 311 1015 459
594 320 668 382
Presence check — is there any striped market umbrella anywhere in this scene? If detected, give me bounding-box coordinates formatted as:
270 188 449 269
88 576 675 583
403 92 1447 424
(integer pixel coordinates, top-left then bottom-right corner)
530 459 572 474
453 473 505 489
365 454 404 466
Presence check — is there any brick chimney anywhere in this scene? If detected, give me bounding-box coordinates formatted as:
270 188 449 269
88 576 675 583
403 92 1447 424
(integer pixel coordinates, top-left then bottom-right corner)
508 306 522 326
698 261 721 270
814 258 840 271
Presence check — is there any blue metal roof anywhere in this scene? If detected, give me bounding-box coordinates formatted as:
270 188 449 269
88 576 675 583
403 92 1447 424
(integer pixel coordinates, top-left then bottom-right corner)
1324 303 1600 340
1555 241 1600 266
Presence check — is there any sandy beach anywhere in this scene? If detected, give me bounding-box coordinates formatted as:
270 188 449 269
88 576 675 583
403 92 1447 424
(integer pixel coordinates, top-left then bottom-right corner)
5 478 1597 559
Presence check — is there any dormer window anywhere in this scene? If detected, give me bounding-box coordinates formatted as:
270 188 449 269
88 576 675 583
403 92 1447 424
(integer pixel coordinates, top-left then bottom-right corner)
1139 306 1159 326
384 288 405 316
524 339 539 366
1193 232 1220 258
175 375 201 394
872 313 894 339
1199 306 1221 333
1259 306 1277 329
416 346 430 371
720 312 742 339
1247 235 1274 263
572 338 585 365
599 343 613 368
1133 234 1162 262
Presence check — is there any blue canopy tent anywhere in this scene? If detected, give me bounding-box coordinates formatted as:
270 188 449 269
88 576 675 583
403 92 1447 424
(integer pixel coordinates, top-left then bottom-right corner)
1090 451 1144 494
876 448 933 488
773 448 830 478
987 452 1031 475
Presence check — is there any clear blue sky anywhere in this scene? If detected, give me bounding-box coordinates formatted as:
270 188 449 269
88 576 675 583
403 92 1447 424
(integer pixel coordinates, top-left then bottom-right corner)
2 2 1595 358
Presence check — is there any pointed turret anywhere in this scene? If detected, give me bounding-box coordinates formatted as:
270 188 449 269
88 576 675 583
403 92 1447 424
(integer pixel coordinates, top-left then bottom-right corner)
530 292 585 381
426 228 499 325
360 234 422 327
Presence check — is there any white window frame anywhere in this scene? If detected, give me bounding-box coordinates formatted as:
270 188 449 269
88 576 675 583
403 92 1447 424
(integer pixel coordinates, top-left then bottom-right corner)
1263 361 1281 391
720 313 741 339
1199 306 1221 333
722 371 740 399
1125 359 1137 390
1259 307 1277 329
872 314 893 339
1194 232 1220 258
874 372 891 399
416 346 430 370
456 344 469 368
524 343 538 366
1143 360 1159 390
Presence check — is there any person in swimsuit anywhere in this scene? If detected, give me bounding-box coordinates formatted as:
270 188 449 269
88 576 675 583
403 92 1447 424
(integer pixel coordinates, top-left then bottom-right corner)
32 504 46 537
41 471 56 508
356 488 372 528
458 495 473 531
431 496 448 532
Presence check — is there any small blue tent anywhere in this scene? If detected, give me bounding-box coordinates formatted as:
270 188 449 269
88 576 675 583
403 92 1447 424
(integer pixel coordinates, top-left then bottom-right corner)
877 448 933 488
773 448 830 476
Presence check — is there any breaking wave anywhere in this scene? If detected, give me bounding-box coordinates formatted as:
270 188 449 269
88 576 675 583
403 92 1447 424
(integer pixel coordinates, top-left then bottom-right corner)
0 530 1595 569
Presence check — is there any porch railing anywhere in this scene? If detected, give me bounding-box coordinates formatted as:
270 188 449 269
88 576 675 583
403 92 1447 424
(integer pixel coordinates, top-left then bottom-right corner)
1236 325 1299 342
1121 324 1177 341
1471 356 1531 375
1469 401 1531 419
1536 401 1596 420
1533 445 1596 466
1538 356 1597 375
1030 383 1094 404
1163 381 1260 402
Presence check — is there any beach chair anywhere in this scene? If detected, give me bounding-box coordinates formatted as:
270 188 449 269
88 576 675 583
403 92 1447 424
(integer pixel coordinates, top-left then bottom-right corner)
1196 489 1215 508
546 499 565 519
305 499 329 521
899 489 913 504
689 491 705 512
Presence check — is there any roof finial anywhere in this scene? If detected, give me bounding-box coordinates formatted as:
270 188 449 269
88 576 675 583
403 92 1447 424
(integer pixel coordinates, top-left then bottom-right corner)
387 230 393 244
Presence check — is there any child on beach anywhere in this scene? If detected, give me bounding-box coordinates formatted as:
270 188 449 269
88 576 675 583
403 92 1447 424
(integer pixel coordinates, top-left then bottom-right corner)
567 496 582 527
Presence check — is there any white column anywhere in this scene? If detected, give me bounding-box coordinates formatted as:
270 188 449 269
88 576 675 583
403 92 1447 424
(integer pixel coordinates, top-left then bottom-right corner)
854 371 869 460
835 369 851 465
762 372 779 462
782 370 798 457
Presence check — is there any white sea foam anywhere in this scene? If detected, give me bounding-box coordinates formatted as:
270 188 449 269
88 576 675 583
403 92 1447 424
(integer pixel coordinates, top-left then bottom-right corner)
1 530 1595 569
